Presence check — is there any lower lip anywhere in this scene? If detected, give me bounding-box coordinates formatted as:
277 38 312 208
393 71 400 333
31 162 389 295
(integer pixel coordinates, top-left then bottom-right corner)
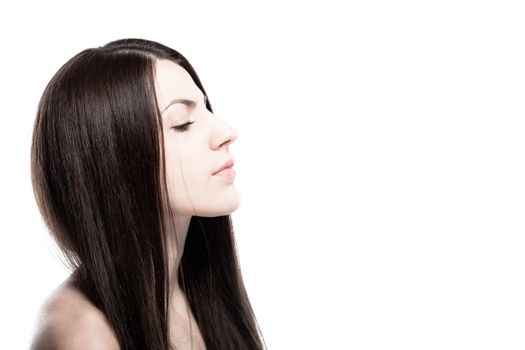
213 167 236 178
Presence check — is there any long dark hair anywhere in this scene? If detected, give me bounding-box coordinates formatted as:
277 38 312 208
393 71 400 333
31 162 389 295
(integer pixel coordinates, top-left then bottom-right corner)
31 38 266 350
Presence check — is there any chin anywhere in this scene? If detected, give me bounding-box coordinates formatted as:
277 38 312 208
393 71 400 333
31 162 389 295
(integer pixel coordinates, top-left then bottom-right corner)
200 196 241 217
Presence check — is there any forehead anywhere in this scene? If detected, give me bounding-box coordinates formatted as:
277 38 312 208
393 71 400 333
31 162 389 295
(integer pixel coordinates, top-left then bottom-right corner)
154 59 201 101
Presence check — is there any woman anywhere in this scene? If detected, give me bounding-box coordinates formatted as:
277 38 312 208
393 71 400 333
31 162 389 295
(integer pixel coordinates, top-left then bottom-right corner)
29 38 266 350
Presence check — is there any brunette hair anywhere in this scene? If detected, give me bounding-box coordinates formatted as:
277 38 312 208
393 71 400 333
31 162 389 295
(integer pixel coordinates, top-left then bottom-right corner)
30 38 266 350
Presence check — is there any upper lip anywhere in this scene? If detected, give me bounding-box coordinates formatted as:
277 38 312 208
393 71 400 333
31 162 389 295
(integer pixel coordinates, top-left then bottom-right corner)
213 158 235 175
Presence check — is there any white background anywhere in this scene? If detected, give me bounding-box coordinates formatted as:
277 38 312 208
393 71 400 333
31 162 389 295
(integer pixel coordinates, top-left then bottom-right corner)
1 0 524 349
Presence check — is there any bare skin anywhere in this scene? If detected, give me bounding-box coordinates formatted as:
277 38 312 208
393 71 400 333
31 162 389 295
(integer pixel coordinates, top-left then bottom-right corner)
30 278 121 349
31 276 206 350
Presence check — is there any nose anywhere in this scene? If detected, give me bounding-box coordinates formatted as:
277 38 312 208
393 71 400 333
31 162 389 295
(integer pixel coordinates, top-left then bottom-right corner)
213 120 238 150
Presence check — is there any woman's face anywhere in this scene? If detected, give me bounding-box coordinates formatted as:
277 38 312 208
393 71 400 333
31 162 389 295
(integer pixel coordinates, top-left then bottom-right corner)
154 59 240 217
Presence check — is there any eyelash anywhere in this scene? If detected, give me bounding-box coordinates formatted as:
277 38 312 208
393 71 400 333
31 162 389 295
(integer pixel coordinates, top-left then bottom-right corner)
172 121 195 132
169 97 206 132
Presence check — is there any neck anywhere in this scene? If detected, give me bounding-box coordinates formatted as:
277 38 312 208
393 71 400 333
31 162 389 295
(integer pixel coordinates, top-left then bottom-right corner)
166 214 196 347
167 214 192 297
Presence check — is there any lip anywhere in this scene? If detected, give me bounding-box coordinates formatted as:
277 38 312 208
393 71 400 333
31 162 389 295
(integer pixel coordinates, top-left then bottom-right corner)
212 158 235 175
213 167 236 178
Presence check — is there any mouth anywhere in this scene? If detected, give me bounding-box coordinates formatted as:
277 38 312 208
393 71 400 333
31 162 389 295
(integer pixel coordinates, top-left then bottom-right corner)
213 159 235 175
213 167 236 177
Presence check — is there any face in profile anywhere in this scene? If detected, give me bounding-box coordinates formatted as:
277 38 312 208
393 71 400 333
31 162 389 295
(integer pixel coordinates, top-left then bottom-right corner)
154 59 240 218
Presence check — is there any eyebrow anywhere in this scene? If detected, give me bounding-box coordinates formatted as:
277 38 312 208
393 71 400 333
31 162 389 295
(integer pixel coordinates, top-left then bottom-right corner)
161 95 207 114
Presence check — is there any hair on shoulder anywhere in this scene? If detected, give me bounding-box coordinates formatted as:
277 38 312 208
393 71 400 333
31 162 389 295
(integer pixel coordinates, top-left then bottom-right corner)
31 38 266 350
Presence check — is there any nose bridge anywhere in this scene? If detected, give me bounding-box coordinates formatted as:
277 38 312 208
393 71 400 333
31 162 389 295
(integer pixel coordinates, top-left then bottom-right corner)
210 112 238 148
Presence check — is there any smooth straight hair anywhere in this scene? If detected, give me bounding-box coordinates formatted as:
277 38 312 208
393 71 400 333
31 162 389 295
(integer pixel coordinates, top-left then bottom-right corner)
31 38 266 350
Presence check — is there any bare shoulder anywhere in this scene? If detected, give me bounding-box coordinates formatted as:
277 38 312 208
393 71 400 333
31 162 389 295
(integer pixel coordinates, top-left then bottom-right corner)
30 278 120 350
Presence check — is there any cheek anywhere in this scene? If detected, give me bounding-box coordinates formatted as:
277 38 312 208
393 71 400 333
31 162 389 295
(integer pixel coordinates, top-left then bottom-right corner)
163 133 213 189
164 142 205 188
163 142 183 185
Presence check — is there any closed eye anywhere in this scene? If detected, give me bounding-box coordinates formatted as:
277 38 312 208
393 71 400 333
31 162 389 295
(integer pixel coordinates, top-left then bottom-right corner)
172 121 194 132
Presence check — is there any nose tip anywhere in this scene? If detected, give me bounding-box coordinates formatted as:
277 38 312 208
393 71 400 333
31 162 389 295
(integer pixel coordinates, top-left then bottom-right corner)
229 126 238 143
221 125 238 148
219 139 233 148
